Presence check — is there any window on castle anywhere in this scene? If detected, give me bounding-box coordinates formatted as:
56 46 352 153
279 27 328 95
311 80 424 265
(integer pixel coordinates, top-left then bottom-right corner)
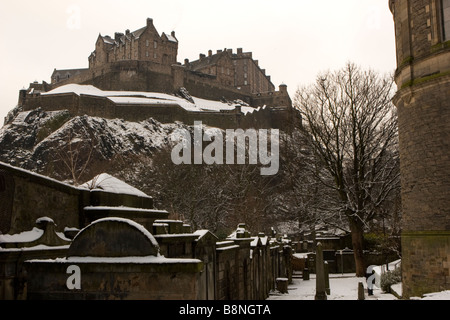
146 51 149 57
0 175 5 192
146 40 149 47
154 41 158 49
443 0 450 40
153 52 157 59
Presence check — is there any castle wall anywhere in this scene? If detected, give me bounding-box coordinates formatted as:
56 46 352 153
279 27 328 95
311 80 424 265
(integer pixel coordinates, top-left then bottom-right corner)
184 76 252 104
21 88 291 130
390 0 450 298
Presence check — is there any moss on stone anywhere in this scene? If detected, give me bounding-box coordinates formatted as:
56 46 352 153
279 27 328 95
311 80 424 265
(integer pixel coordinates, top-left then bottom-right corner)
399 55 414 68
401 71 450 89
36 111 71 143
430 40 450 53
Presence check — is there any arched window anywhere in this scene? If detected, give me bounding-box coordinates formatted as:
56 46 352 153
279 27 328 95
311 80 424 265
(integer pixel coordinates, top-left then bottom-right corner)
443 0 450 41
0 175 5 192
0 170 14 234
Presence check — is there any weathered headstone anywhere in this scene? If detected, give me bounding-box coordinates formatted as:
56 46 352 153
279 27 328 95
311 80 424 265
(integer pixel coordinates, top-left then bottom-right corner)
303 267 310 280
276 277 289 294
314 242 327 300
358 281 365 300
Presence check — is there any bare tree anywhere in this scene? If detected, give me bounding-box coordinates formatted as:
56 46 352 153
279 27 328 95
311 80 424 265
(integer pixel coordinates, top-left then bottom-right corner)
294 63 400 276
53 129 96 185
277 128 345 245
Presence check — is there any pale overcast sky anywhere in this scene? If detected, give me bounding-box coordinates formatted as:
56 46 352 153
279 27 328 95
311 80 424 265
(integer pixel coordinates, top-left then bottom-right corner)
0 0 396 126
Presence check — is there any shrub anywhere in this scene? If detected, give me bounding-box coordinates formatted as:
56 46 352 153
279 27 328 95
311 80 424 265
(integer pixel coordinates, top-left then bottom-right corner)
380 267 402 293
36 110 71 143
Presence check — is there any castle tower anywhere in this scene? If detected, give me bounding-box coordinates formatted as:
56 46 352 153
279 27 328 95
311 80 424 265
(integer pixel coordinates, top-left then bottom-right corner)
389 0 450 298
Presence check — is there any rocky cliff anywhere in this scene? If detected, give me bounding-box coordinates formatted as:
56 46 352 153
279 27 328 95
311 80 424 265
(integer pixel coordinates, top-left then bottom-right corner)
0 106 186 185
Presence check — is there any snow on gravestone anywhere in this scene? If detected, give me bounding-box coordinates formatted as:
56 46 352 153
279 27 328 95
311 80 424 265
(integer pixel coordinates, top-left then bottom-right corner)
68 217 160 257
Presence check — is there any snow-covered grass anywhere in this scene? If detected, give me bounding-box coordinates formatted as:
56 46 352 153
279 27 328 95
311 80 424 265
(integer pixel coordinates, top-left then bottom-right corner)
419 291 450 300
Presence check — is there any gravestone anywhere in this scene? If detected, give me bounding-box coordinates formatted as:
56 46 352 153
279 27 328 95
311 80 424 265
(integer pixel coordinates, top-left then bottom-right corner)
314 242 327 300
276 277 289 294
358 281 365 300
25 218 205 300
303 268 310 280
324 261 330 295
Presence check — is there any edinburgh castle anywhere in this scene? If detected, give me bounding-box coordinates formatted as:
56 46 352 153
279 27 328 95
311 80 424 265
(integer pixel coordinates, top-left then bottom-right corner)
18 18 295 130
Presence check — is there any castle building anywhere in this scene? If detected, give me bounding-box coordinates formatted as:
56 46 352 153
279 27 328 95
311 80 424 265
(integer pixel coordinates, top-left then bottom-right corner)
88 18 178 70
389 0 450 298
51 68 89 84
231 48 275 94
23 18 295 131
184 49 235 87
48 18 283 106
184 48 276 94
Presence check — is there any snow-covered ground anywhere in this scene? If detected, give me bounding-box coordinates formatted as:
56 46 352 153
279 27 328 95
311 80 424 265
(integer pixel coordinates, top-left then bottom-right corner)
267 273 450 300
268 273 397 300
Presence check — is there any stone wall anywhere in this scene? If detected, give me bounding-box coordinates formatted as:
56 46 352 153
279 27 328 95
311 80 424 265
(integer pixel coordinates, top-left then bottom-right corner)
25 218 205 300
22 218 292 300
390 0 450 298
1 164 293 300
0 163 80 235
0 162 154 235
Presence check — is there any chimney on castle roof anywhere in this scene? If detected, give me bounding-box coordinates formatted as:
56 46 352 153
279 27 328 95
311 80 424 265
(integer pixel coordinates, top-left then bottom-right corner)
237 48 243 55
217 49 223 54
226 48 232 54
279 83 288 93
208 50 212 57
200 53 206 59
115 32 124 42
184 58 190 65
255 60 259 66
171 31 176 37
147 18 153 27
125 29 130 35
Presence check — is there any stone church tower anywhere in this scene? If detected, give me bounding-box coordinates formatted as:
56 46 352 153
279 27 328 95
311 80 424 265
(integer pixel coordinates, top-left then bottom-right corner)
389 0 450 298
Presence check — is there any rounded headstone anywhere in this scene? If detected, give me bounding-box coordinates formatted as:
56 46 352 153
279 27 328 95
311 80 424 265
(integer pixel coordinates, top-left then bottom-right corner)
68 217 160 257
